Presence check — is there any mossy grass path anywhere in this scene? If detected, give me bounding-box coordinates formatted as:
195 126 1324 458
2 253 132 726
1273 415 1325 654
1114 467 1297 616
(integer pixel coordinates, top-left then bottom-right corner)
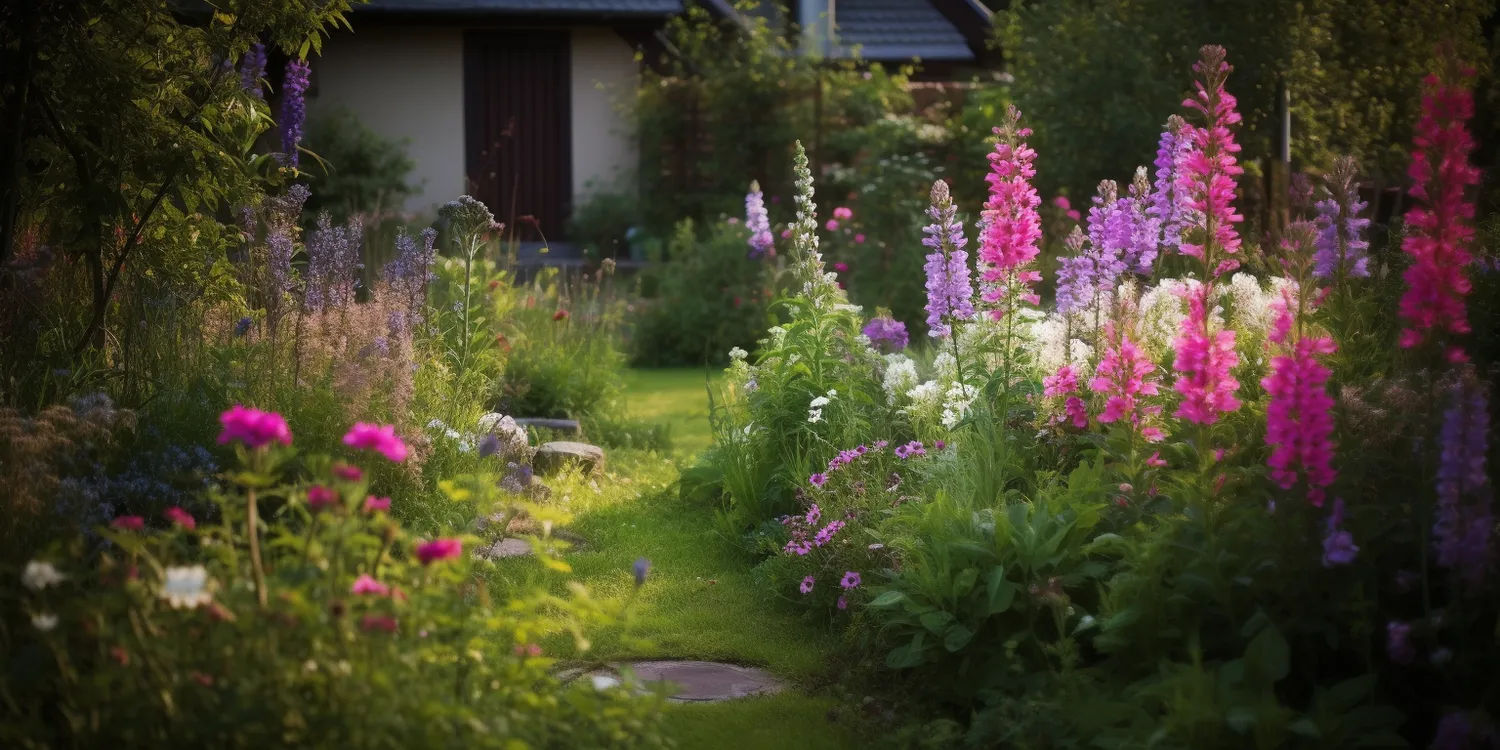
492 369 864 748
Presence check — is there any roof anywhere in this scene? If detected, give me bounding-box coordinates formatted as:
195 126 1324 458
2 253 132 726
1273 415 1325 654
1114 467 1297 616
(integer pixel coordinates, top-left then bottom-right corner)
831 0 980 62
357 0 683 16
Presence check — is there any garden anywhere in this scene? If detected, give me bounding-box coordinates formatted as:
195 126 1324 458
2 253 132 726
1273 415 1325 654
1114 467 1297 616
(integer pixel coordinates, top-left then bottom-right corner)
2 0 1500 748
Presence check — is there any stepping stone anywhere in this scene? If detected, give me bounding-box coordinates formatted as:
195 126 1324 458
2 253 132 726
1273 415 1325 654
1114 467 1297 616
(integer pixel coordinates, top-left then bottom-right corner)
614 661 784 703
534 441 605 476
474 538 534 560
514 418 582 435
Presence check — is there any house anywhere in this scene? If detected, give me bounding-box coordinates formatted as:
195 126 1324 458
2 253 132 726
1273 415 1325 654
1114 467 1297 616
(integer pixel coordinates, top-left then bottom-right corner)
308 0 994 238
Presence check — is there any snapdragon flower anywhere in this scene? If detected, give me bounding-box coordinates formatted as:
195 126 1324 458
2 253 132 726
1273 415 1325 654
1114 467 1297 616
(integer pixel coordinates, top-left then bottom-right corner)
977 106 1043 315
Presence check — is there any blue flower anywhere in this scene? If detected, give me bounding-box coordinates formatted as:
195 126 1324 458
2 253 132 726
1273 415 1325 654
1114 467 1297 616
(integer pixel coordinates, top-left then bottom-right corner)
632 557 651 587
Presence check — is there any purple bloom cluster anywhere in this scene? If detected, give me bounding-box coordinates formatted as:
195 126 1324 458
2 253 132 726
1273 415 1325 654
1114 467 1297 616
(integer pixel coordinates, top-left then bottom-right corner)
746 182 774 258
781 502 847 555
894 441 925 459
304 213 364 312
1433 372 1491 587
1148 116 1195 250
1321 497 1358 567
922 180 975 338
1085 181 1132 291
384 227 438 327
1313 156 1371 280
262 184 310 302
239 43 267 99
863 316 909 352
1054 228 1095 315
1386 620 1415 664
278 59 311 167
1056 177 1161 315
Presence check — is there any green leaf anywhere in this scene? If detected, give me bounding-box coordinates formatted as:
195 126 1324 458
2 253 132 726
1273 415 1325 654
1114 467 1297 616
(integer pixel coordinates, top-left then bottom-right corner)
943 624 974 652
1225 706 1257 734
867 590 907 608
919 610 954 635
986 571 1015 616
1245 623 1290 683
952 568 979 598
1287 718 1321 738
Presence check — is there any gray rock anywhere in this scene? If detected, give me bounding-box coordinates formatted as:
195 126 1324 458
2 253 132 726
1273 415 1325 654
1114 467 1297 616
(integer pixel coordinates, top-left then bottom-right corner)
534 441 605 476
473 538 534 560
514 418 581 435
583 661 784 703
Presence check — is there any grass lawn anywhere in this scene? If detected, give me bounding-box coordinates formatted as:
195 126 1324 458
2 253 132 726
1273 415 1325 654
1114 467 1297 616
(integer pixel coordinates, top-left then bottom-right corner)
487 369 864 749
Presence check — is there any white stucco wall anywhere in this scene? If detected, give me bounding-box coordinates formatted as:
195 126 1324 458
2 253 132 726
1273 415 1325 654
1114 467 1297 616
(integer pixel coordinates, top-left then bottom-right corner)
310 28 466 214
569 28 638 201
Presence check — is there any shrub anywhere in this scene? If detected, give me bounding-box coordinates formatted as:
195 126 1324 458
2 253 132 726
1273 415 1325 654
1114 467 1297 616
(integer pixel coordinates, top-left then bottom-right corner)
301 106 417 220
496 265 628 420
3 407 668 747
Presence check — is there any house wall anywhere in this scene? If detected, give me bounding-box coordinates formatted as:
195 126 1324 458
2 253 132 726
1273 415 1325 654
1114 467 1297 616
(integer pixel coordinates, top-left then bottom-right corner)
310 27 467 214
569 27 638 203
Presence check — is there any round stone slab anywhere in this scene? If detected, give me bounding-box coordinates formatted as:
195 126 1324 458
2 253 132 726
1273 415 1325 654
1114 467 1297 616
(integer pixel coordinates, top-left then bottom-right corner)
622 661 784 703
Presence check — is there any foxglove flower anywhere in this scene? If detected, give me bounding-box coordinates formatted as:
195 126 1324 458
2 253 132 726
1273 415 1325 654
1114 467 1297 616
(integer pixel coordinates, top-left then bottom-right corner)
746 181 774 258
976 106 1043 315
1261 293 1337 505
1313 156 1371 280
1090 322 1162 431
1398 64 1480 361
278 59 311 167
922 180 975 337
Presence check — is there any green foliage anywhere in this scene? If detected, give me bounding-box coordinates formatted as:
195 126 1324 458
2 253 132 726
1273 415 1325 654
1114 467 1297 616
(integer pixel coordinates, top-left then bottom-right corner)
301 106 416 220
569 188 640 261
496 267 628 420
3 425 668 747
631 218 777 367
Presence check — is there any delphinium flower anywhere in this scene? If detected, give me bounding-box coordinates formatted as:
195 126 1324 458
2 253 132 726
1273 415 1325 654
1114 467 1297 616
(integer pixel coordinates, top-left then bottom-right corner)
1261 290 1337 505
863 314 909 352
746 181 774 258
788 141 843 302
1321 498 1358 567
303 212 364 312
976 106 1043 316
1433 369 1491 588
1054 227 1096 316
1313 156 1370 281
384 227 438 326
1398 63 1480 362
1089 322 1162 437
239 43 267 98
1149 115 1195 250
1171 46 1245 425
278 58 311 167
1124 168 1162 274
922 179 975 338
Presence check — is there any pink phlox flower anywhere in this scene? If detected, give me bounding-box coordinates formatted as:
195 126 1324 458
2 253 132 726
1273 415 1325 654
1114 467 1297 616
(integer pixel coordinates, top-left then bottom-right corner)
352 574 390 596
344 422 408 463
1064 397 1089 429
809 472 828 487
415 538 463 565
163 507 196 530
1260 300 1337 504
218 405 292 448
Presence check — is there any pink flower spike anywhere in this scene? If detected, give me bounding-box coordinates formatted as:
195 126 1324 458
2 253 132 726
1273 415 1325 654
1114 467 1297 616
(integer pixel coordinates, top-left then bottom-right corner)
306 485 339 512
217 405 292 449
344 422 408 463
416 538 463 565
351 574 390 596
111 515 145 532
364 496 392 513
976 106 1043 315
163 507 196 530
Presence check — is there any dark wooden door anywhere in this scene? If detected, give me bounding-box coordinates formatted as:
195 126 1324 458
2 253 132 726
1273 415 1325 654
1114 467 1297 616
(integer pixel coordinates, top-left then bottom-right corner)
464 31 571 240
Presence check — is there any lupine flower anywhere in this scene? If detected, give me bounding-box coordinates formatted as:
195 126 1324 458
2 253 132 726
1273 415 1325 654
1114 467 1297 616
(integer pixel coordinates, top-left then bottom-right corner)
111 515 145 532
22 561 66 591
840 571 862 589
1433 370 1491 587
1149 115 1195 250
344 423 408 463
746 181 774 258
163 507 196 530
1398 64 1480 361
977 106 1043 315
278 59 311 167
159 565 213 609
218 405 292 448
364 496 391 513
360 614 398 633
1173 285 1241 424
1175 45 1244 270
800 575 815 594
416 538 463 565
1386 621 1416 664
351 574 390 596
1313 156 1371 280
306 485 338 512
633 557 651 587
239 43 267 98
863 315 909 352
1261 295 1337 505
922 179 975 338
1091 323 1161 428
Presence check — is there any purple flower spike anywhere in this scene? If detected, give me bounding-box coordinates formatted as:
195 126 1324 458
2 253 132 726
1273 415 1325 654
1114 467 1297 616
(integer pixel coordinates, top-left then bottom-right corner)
922 180 975 338
278 59 311 167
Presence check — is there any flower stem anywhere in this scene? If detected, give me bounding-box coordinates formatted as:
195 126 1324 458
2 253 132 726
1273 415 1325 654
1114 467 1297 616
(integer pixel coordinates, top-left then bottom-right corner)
247 486 267 609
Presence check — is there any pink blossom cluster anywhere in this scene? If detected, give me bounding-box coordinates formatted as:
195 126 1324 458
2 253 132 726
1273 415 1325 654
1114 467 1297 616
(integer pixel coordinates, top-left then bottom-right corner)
977 106 1043 315
218 405 292 449
344 422 409 463
1090 324 1165 441
1172 285 1241 425
1398 66 1480 362
781 503 847 556
1175 45 1244 274
893 441 926 459
1260 298 1337 505
1043 365 1089 429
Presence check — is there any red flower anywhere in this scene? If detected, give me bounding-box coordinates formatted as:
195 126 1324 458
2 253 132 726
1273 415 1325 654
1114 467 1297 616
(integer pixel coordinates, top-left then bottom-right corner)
111 516 145 532
360 614 398 633
307 485 339 511
416 538 463 565
162 507 196 530
552 310 570 321
110 646 130 666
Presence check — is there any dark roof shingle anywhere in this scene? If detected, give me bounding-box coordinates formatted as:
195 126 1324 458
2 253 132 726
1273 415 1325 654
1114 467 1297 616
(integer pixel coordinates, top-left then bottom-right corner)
359 0 683 16
833 0 974 61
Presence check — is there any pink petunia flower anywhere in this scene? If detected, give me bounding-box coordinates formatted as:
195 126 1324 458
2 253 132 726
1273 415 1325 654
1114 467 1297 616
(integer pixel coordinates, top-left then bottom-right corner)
344 423 408 463
218 405 292 449
351 574 390 596
163 507 196 530
800 575 815 594
416 538 462 565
